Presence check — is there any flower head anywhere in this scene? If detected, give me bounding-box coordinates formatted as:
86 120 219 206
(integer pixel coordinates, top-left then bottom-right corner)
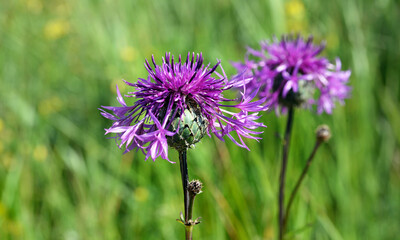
232 35 351 114
100 52 267 162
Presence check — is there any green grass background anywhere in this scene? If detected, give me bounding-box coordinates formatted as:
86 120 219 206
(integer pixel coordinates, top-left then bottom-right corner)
1 0 399 239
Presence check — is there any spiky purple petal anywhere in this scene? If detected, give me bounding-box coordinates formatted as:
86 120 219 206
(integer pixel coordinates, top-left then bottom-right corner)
100 52 267 161
232 35 351 114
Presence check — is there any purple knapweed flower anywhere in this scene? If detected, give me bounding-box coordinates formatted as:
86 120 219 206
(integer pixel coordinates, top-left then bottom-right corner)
100 52 267 162
232 35 351 114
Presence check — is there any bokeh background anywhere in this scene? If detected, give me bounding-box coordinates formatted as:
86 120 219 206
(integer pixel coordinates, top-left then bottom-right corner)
1 0 399 239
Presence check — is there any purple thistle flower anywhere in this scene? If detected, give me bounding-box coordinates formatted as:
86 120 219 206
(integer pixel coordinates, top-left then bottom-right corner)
232 35 351 114
100 52 267 162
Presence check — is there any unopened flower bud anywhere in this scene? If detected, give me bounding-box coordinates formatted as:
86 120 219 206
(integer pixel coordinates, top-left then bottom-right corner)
188 180 203 195
167 102 208 151
316 125 331 142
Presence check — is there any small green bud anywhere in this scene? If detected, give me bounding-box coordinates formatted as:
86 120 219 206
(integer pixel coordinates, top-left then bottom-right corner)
316 125 331 142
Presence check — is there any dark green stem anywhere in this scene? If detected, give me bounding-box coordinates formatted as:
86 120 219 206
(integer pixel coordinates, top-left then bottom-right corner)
178 149 199 240
179 149 190 223
185 192 196 240
188 190 196 221
185 225 194 240
283 139 322 232
278 107 294 240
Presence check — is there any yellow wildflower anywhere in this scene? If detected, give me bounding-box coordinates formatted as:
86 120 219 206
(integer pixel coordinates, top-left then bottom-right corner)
0 118 4 133
33 145 48 162
285 0 305 19
285 0 307 32
2 153 14 169
44 19 70 40
326 32 339 50
110 78 127 94
7 220 22 237
26 0 43 14
120 46 136 62
38 96 63 116
0 202 6 218
134 187 149 202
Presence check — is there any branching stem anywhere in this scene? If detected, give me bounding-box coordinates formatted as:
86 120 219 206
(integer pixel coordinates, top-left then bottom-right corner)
283 140 322 232
179 149 190 223
178 149 200 240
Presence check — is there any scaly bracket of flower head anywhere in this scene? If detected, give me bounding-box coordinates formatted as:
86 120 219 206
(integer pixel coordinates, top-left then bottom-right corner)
100 52 268 162
232 34 351 115
159 98 209 151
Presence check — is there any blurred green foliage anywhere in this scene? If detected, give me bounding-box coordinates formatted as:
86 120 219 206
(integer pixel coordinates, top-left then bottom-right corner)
1 0 399 239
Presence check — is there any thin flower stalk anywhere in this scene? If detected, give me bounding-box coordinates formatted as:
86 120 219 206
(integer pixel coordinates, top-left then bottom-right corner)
233 35 351 239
